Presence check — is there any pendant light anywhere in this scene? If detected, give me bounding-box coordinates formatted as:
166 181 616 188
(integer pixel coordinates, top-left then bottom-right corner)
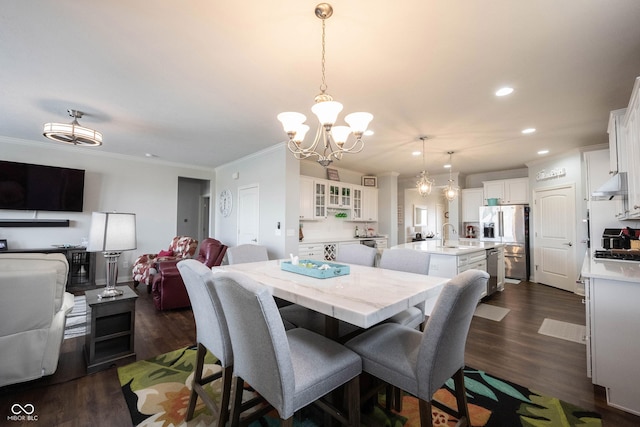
443 151 459 201
277 3 373 167
416 136 434 196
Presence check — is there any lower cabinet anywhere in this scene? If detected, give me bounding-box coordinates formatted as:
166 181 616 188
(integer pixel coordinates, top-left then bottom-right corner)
587 277 640 415
299 242 337 261
428 251 487 279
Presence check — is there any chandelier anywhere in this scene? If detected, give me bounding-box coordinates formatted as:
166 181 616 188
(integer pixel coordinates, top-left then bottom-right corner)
443 151 459 201
277 3 373 167
43 109 103 146
416 137 434 196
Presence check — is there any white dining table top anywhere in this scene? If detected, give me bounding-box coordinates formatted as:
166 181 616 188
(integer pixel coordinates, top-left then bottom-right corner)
212 259 449 329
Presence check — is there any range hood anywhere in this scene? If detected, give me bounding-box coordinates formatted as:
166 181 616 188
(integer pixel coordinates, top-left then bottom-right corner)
591 172 628 200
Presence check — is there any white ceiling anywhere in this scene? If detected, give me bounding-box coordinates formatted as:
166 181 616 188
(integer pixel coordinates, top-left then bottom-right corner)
2 1 640 178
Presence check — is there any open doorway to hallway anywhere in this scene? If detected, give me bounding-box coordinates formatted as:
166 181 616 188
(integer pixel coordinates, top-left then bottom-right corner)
177 177 210 242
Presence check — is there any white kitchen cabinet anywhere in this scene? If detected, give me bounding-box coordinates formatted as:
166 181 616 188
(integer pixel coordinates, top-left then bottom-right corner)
300 176 328 220
299 176 314 220
483 178 529 205
496 246 505 291
327 182 352 209
608 108 628 175
298 243 325 260
351 185 363 220
362 187 378 222
461 188 484 222
428 250 487 281
313 179 328 219
299 242 337 261
588 276 640 415
623 77 640 219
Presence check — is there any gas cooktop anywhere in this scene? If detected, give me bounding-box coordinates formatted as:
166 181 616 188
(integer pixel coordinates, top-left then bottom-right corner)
594 249 640 262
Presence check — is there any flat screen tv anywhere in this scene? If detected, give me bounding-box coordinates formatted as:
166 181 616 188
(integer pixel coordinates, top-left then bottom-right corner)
0 160 85 212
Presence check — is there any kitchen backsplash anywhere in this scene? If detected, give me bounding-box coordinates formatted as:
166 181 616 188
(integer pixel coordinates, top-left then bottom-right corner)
300 216 378 241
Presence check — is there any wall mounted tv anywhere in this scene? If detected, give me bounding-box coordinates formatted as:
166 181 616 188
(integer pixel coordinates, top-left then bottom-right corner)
0 160 85 212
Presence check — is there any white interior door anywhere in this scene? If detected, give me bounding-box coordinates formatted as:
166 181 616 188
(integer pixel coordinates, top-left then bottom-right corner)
533 184 576 292
237 185 259 245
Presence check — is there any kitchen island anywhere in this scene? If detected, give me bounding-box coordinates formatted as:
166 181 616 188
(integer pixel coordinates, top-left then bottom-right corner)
581 254 640 416
391 240 505 303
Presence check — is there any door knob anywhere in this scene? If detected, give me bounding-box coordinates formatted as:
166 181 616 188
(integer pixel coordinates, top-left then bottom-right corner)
563 242 573 247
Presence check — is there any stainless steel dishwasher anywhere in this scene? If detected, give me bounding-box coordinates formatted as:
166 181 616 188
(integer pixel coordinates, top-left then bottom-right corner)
486 249 499 296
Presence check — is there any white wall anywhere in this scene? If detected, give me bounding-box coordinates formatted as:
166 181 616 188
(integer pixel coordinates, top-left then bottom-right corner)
0 136 214 284
214 143 299 260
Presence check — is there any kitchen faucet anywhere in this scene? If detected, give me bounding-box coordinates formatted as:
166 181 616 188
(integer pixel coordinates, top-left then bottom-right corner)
442 223 457 247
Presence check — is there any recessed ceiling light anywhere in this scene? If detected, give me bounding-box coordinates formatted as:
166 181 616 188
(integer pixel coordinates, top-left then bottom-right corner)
412 151 421 156
145 153 157 158
364 130 374 136
522 128 536 134
538 149 549 155
444 164 451 169
495 87 514 97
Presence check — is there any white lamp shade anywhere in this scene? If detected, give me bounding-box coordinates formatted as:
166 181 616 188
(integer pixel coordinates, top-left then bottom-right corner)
331 126 352 144
311 100 343 126
293 124 310 142
87 212 137 252
277 112 307 133
344 112 373 133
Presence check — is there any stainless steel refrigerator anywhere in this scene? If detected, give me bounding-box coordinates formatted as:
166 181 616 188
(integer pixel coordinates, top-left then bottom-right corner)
479 205 530 280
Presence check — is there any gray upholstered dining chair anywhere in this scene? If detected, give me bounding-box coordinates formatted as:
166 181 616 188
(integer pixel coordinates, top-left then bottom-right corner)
336 243 377 266
345 269 488 427
213 271 362 427
177 260 271 426
379 248 431 330
279 243 377 338
226 244 268 264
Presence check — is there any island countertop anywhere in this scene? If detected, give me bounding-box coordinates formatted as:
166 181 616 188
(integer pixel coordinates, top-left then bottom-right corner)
391 240 504 256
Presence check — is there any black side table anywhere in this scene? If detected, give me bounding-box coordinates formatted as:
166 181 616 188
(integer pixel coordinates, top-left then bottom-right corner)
84 286 138 373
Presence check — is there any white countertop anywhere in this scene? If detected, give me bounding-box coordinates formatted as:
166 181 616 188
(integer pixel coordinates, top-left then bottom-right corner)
300 236 388 244
581 253 640 283
391 240 503 256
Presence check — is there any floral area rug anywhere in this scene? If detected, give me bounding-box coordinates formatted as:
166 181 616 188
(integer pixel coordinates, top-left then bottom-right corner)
117 346 602 427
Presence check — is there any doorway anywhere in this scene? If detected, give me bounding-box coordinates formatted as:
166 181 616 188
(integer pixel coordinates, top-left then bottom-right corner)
177 177 210 242
533 184 577 292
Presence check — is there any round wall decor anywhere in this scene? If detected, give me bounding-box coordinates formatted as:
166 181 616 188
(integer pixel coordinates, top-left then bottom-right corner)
219 189 233 217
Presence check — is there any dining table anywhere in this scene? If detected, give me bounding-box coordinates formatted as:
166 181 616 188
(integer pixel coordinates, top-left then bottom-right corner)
212 259 449 340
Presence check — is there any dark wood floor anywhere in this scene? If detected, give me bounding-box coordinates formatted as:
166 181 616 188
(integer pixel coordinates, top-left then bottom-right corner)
1 281 639 426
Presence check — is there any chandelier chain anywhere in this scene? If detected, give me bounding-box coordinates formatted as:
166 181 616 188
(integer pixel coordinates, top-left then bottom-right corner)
320 18 327 93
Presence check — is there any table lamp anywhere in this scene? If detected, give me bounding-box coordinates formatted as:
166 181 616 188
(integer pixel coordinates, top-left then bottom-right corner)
87 212 137 297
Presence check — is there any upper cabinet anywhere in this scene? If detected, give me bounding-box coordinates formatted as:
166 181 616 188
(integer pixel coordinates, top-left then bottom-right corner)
299 176 315 220
608 108 628 175
300 176 378 221
623 77 640 219
483 177 529 205
328 182 352 209
461 188 484 222
362 187 378 222
352 185 363 220
299 177 328 220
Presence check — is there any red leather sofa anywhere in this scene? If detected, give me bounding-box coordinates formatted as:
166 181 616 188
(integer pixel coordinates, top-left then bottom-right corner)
151 238 227 310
